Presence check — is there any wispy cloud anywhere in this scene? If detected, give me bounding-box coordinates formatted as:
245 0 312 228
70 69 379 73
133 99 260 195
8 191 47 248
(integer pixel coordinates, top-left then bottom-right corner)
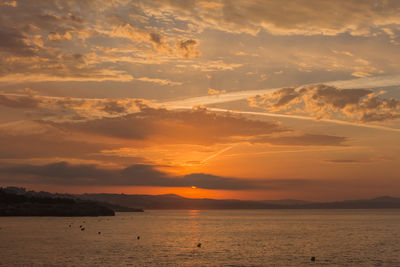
0 72 134 83
135 77 182 86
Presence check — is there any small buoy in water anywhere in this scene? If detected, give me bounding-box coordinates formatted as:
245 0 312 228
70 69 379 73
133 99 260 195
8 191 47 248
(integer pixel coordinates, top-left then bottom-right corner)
197 243 201 248
98 232 101 235
79 225 83 228
311 256 316 262
81 227 85 231
137 236 140 240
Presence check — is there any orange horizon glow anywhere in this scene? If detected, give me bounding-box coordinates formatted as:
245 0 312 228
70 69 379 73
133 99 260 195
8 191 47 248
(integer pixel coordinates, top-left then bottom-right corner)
3 183 400 202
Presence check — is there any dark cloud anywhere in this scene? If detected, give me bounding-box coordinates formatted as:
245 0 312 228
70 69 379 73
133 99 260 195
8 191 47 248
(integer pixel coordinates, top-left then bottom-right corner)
101 100 128 114
149 32 162 44
0 161 311 190
0 93 139 120
324 156 388 164
360 112 400 122
0 94 42 108
306 85 371 109
39 104 286 145
147 32 173 54
271 87 304 108
0 29 36 56
177 39 201 58
182 173 253 190
2 161 110 180
248 84 400 123
325 159 368 164
31 103 350 146
0 133 115 159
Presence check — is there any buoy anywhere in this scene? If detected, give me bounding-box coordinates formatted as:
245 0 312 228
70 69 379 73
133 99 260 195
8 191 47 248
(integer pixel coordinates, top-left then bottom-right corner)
197 243 201 248
137 236 140 240
311 256 316 261
98 232 101 234
81 227 85 231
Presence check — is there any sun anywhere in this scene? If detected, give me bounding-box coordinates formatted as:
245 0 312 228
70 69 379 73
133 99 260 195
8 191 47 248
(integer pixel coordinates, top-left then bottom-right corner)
191 186 197 189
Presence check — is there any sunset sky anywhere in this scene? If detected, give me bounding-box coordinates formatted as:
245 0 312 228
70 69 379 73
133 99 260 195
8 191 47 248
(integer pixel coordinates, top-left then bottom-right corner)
0 0 399 201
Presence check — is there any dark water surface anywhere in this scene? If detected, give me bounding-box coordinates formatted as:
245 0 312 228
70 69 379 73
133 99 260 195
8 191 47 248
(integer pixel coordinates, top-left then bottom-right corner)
1 210 400 266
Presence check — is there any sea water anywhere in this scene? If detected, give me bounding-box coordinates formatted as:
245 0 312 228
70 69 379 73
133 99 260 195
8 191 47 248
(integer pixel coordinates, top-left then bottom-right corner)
1 210 399 266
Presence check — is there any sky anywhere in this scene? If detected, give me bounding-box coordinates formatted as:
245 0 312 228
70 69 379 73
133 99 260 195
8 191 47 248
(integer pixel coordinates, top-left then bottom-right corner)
0 0 399 201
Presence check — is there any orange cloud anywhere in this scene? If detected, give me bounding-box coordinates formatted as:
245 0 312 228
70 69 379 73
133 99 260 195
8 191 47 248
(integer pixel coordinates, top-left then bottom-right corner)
248 84 400 123
208 88 226 95
140 0 400 36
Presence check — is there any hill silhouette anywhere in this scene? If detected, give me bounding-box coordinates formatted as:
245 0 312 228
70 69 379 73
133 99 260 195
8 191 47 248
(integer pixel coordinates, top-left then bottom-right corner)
0 187 115 216
3 187 400 211
76 192 400 210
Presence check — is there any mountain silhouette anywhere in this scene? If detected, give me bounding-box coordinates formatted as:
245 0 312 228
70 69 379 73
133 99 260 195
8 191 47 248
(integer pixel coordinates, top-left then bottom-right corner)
76 192 400 210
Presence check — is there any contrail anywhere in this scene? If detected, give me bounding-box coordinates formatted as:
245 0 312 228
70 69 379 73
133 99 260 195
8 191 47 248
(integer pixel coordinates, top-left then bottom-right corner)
161 75 400 109
326 74 400 89
201 145 236 164
224 146 354 158
206 108 400 133
0 93 120 101
161 88 282 108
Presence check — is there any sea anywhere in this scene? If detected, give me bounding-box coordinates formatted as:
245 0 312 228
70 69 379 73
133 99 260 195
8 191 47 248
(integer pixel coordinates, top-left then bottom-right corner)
1 210 399 266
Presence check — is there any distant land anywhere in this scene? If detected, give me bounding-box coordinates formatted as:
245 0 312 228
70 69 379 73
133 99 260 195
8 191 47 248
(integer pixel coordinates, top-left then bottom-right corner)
0 187 142 216
77 192 400 210
2 187 400 213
